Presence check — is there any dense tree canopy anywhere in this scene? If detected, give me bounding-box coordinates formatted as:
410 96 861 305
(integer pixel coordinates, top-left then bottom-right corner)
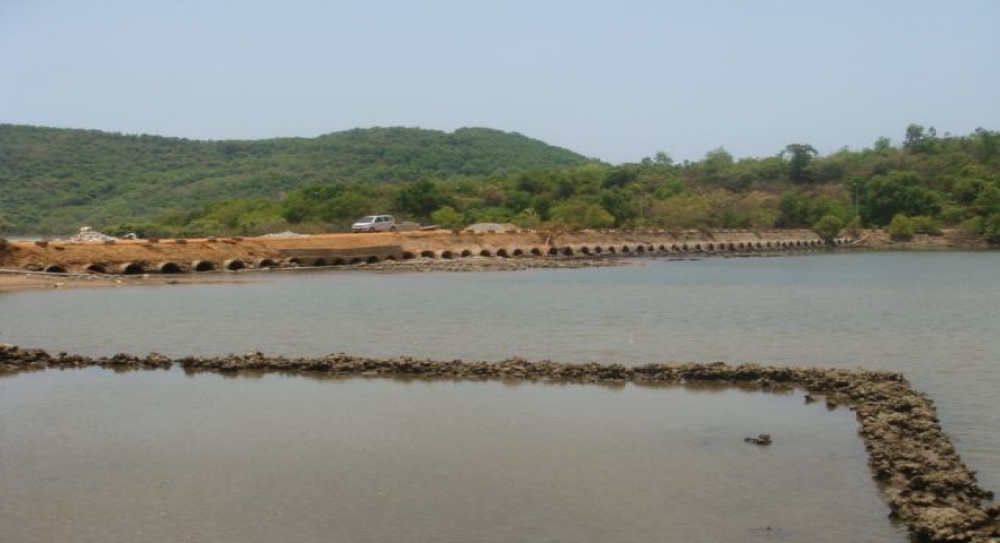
2 124 999 244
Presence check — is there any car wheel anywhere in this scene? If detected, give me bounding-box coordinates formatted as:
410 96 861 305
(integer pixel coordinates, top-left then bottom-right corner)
390 226 397 232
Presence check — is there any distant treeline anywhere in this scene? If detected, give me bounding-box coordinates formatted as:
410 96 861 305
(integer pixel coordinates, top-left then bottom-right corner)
1 124 998 243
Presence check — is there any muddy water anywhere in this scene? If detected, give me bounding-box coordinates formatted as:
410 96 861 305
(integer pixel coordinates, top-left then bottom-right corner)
1 251 998 540
1 367 902 542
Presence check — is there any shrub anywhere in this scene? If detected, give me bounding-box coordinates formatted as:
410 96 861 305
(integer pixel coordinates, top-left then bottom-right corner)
909 215 943 235
844 216 863 239
811 214 845 242
887 214 915 241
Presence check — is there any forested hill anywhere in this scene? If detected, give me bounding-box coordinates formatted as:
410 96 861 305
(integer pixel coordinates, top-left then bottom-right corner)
0 124 594 233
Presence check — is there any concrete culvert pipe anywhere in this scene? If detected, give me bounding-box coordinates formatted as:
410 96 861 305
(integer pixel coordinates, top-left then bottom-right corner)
579 246 591 255
460 249 473 257
420 250 435 258
192 260 216 272
440 250 454 259
312 258 329 267
366 256 380 264
636 245 646 253
402 251 416 260
530 247 542 256
156 262 182 274
224 259 247 271
496 249 509 258
119 262 144 275
349 257 364 265
593 246 603 254
284 257 301 267
332 258 346 266
255 258 277 268
384 255 396 261
548 247 560 256
84 263 108 274
512 248 524 256
480 249 493 257
43 264 67 274
561 247 574 256
621 245 632 253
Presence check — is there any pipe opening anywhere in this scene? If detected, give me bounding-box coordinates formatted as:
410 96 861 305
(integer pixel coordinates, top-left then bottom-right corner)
332 258 346 266
285 257 301 267
120 262 144 275
593 246 603 254
224 259 247 271
192 260 216 272
548 247 560 256
512 248 524 256
420 250 435 258
636 245 646 253
561 247 574 256
85 263 108 274
480 249 493 257
440 250 454 259
579 246 591 255
384 255 397 261
366 256 380 264
255 258 277 268
349 257 364 265
313 258 329 267
621 245 632 253
460 249 472 258
681 244 689 251
157 262 182 274
43 264 67 274
530 248 543 256
402 251 416 259
496 249 509 258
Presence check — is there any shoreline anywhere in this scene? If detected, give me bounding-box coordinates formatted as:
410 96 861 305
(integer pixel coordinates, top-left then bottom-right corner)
2 345 997 542
0 249 832 293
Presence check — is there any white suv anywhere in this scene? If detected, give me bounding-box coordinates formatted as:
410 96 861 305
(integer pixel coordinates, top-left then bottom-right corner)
351 215 396 232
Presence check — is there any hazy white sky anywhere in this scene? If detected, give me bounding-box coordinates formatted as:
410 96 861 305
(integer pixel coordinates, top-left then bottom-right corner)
1 0 997 163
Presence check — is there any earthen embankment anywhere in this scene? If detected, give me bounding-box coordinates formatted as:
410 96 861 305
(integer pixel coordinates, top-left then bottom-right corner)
0 229 840 278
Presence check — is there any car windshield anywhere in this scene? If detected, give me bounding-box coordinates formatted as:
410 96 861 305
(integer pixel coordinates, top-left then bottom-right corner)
356 216 375 223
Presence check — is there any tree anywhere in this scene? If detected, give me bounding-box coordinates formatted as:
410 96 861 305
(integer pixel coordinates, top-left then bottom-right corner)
429 206 464 230
812 215 845 242
782 143 818 184
903 124 938 154
865 171 941 225
394 178 454 220
548 199 615 230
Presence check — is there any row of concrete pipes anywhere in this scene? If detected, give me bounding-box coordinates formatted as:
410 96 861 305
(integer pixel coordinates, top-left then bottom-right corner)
32 237 846 275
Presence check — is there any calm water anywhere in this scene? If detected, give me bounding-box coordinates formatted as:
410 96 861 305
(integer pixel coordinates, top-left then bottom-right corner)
2 251 998 541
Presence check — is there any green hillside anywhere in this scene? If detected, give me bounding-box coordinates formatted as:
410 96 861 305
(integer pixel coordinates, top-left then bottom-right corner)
0 124 594 233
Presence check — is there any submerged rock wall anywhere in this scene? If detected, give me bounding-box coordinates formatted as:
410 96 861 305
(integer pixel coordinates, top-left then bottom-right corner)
1 345 996 542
